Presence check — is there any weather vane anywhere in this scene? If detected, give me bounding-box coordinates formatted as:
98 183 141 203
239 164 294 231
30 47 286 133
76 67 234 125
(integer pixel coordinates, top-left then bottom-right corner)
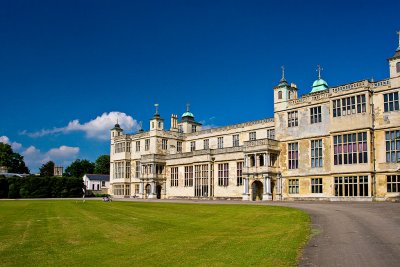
154 103 159 114
317 65 323 79
281 65 285 80
186 103 190 112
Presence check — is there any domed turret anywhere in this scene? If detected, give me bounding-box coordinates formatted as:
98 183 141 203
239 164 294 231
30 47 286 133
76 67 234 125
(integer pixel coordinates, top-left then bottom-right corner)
311 65 329 93
181 104 195 122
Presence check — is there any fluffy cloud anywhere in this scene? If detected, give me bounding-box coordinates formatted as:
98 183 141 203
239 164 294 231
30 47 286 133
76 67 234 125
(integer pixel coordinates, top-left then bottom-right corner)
22 145 80 173
0 135 23 151
21 111 139 140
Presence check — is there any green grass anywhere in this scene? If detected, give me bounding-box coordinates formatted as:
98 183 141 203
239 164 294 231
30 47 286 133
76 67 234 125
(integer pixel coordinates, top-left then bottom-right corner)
0 201 310 267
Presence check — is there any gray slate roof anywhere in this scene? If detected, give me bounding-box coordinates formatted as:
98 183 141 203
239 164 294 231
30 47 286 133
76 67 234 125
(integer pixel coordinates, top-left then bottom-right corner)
85 174 110 181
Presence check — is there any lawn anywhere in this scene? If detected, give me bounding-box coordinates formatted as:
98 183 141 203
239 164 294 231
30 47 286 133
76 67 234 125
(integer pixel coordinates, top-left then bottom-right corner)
0 200 310 267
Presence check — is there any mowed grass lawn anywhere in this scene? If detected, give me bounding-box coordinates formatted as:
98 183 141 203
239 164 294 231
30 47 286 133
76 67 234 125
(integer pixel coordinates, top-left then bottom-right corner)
0 200 310 267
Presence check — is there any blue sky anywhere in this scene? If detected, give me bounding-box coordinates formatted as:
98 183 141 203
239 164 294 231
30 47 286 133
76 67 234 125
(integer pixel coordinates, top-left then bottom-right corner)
0 0 399 173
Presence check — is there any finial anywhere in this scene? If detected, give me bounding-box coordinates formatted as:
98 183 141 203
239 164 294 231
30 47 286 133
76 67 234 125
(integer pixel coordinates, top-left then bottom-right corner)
139 121 143 129
154 103 159 115
317 65 323 80
186 103 190 112
397 31 400 51
281 65 285 80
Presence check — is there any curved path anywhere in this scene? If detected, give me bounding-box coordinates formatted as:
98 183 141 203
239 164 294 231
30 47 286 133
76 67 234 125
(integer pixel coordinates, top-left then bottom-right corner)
275 202 400 267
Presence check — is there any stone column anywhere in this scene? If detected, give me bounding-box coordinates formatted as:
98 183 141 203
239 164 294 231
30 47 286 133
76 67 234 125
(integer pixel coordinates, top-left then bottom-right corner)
263 176 272 201
242 176 250 201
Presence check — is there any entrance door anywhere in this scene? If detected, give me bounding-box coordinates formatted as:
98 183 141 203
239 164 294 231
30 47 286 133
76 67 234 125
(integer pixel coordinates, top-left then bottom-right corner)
251 181 263 201
145 184 151 198
156 185 162 199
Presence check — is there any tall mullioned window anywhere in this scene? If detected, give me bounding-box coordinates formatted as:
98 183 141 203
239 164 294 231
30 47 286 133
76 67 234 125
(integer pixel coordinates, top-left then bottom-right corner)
311 178 323 193
135 141 140 152
232 135 239 147
333 132 368 165
135 161 140 178
334 176 368 197
288 179 299 194
288 111 298 127
114 161 125 179
236 162 243 186
204 139 209 149
125 161 131 178
194 164 208 197
177 141 182 152
310 106 322 124
218 163 229 186
115 143 125 153
184 166 193 187
126 142 131 152
385 130 400 162
190 141 196 151
384 92 399 112
332 94 366 117
249 132 256 141
267 129 275 139
387 175 400 192
145 139 150 151
218 137 224 149
311 139 323 168
170 167 178 187
288 142 299 169
162 139 168 150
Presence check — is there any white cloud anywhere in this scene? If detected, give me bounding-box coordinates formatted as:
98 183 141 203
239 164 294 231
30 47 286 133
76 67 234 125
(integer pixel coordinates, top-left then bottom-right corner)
0 135 23 151
22 145 80 173
21 111 139 140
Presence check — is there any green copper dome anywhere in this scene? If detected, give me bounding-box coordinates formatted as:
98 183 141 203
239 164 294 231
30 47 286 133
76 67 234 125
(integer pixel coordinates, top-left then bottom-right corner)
182 111 194 118
311 78 329 93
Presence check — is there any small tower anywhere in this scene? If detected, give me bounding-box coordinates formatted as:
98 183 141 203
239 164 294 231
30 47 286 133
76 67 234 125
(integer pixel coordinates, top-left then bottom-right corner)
310 65 329 93
110 121 123 139
178 104 202 133
149 104 164 131
388 31 400 84
273 65 298 104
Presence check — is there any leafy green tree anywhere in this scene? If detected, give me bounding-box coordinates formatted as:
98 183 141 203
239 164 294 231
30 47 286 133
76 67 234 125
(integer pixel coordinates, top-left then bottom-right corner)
64 159 95 178
94 155 110 174
39 161 55 177
0 143 29 174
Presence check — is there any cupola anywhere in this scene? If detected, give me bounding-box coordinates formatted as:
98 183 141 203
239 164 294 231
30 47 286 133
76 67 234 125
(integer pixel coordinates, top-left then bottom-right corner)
311 65 329 93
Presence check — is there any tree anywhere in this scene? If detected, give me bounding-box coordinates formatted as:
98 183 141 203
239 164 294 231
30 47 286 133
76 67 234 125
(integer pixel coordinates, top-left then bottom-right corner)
39 161 55 177
94 155 110 174
64 159 95 178
0 143 29 174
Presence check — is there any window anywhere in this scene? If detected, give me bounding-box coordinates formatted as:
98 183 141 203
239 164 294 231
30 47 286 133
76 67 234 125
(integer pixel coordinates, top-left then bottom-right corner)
237 162 243 186
190 141 196 151
135 184 139 194
218 137 224 149
267 129 275 139
310 106 322 124
184 166 193 187
332 94 366 117
113 184 124 195
249 132 256 141
101 181 105 187
397 62 400 73
248 155 256 167
126 142 131 152
171 167 178 187
232 134 239 147
178 125 183 133
125 185 130 196
288 179 299 194
204 139 209 150
194 165 208 197
125 161 131 178
384 92 399 112
135 161 140 178
115 143 125 153
278 91 282 99
218 163 229 186
311 139 323 168
334 176 369 196
177 141 182 152
333 132 368 165
135 141 140 152
162 139 168 150
288 142 299 169
259 154 265 166
311 178 323 193
288 111 298 127
385 130 400 162
145 139 150 151
387 175 400 192
192 125 197 133
114 162 125 179
269 153 278 167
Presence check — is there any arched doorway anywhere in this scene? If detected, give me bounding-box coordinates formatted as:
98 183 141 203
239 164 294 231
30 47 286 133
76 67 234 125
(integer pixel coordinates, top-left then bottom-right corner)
145 184 151 198
252 181 263 201
156 185 162 199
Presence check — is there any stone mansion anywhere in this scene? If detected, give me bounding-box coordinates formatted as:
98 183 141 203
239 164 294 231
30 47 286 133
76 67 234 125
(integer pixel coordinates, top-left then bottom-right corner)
110 35 400 201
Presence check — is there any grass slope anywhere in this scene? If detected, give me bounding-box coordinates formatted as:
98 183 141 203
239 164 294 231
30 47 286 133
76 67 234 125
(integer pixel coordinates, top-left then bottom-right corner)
0 201 309 267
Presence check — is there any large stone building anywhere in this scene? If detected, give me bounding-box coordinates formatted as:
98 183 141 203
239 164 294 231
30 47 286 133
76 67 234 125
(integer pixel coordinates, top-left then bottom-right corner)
110 35 400 201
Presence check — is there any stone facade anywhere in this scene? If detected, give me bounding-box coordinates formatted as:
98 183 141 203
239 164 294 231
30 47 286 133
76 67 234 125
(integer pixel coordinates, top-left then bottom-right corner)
110 38 400 201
